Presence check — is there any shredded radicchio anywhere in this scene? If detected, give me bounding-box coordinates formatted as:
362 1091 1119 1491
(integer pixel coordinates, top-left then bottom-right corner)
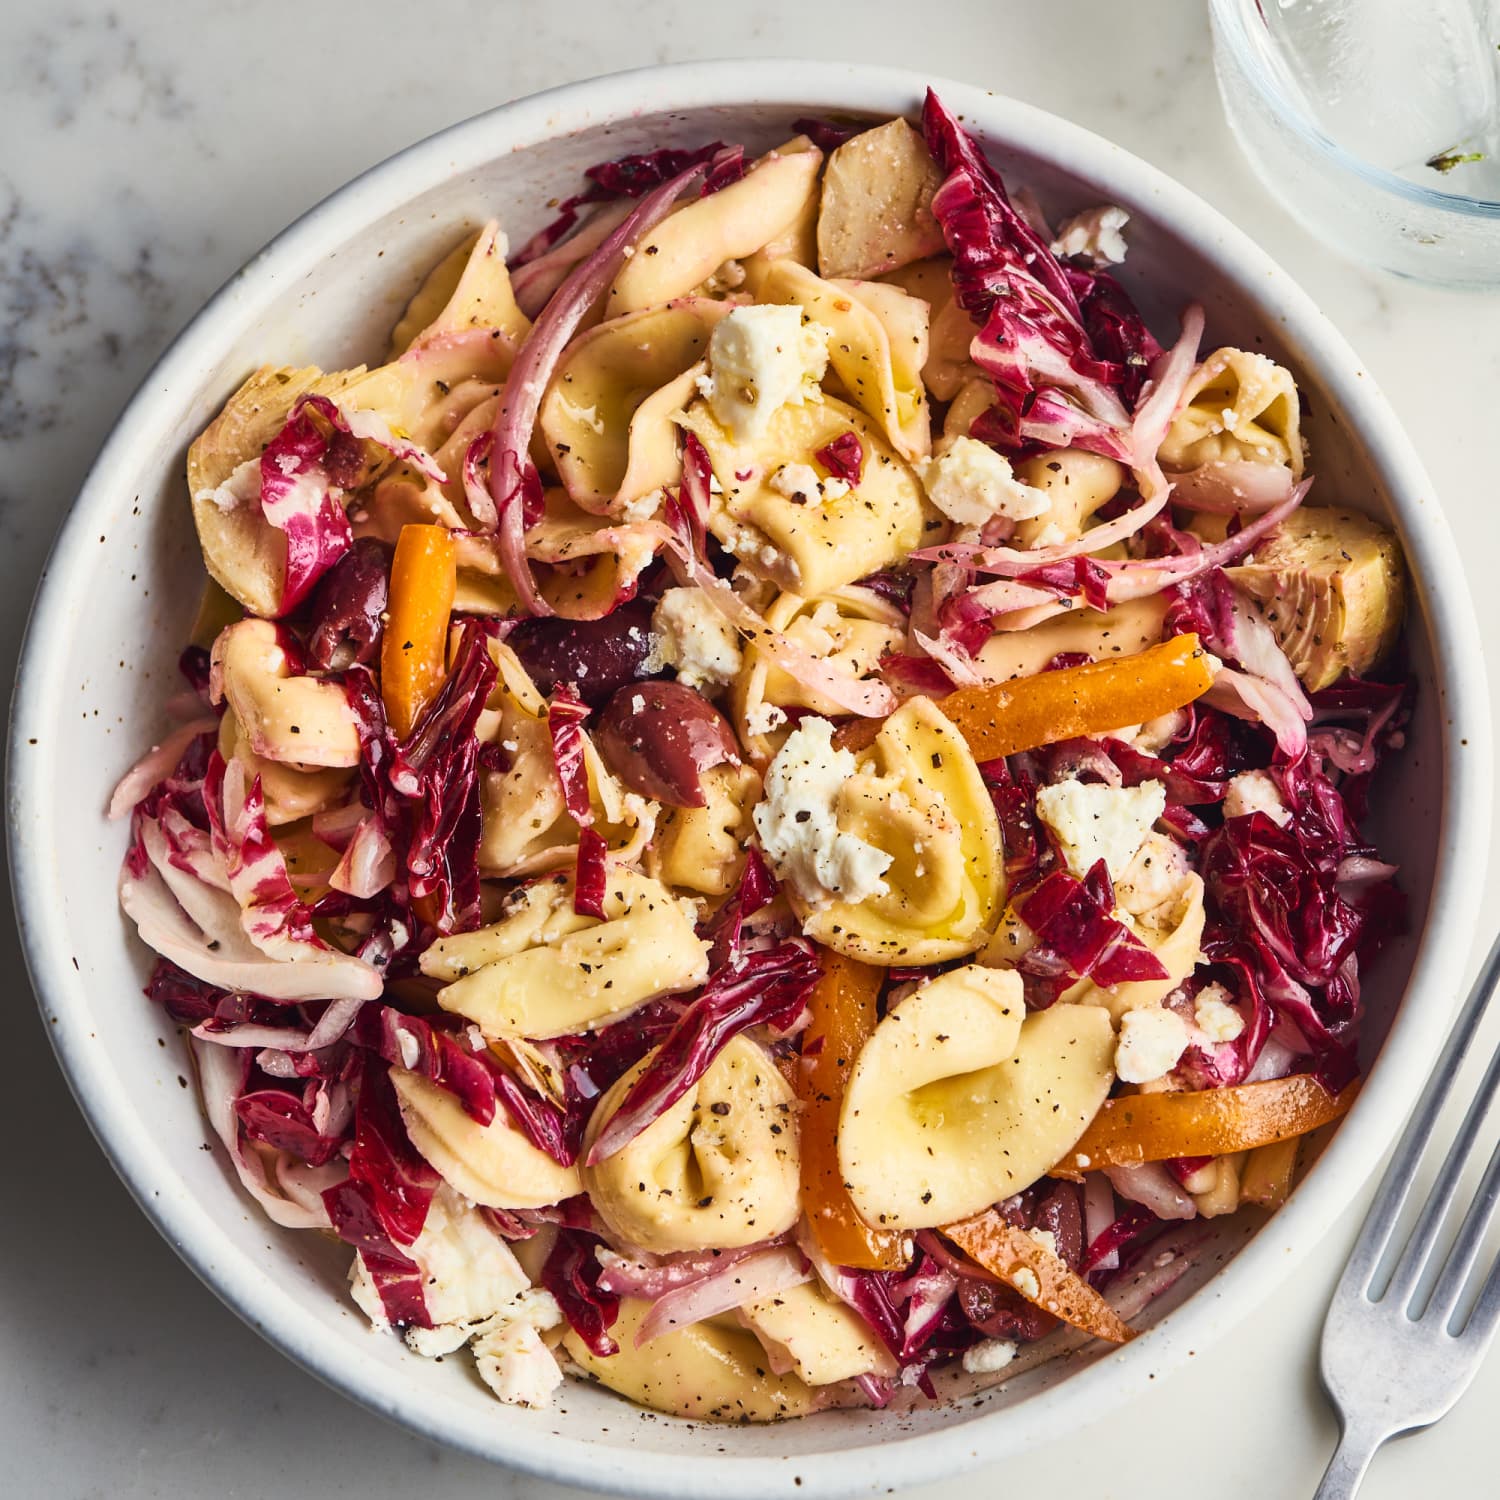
540 1228 620 1357
815 431 865 485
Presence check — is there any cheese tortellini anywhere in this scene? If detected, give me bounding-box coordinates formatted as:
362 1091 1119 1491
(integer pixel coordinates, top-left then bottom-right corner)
758 259 931 460
476 641 656 875
564 1297 816 1422
739 1280 897 1386
730 586 907 766
837 966 1115 1228
581 1035 800 1253
390 1068 582 1210
795 697 1005 965
421 869 709 1038
680 394 932 600
538 298 733 513
604 143 824 317
974 594 1169 683
1157 346 1305 478
646 761 762 897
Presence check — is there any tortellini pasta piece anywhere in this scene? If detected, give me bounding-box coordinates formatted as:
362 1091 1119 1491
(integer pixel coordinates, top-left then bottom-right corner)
538 298 734 513
739 1281 897 1386
1063 872 1207 1021
881 256 977 404
679 394 932 599
390 1068 582 1209
798 697 1005 966
476 642 656 875
730 587 906 766
604 143 824 317
1010 448 1128 549
759 259 931 460
940 376 998 445
211 618 362 768
563 1297 816 1422
215 711 351 827
422 869 709 1039
580 1035 799 1253
646 762 762 897
1157 347 1304 478
974 595 1169 683
837 966 1115 1228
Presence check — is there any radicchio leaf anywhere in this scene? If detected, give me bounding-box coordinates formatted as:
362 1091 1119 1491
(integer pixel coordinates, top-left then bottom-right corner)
539 1229 620 1357
814 431 865 485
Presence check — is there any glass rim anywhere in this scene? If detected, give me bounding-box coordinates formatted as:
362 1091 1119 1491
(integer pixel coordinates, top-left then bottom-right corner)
1209 0 1500 220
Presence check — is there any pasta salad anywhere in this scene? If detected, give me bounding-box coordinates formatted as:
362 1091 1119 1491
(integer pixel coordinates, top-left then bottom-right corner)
112 91 1409 1422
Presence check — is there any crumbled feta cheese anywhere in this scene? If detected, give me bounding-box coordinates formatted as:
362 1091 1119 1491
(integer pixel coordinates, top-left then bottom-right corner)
471 1288 565 1408
397 1030 421 1070
1050 205 1130 267
1034 777 1167 883
771 462 823 502
697 303 830 442
648 587 743 689
1027 1228 1059 1258
744 699 788 736
620 487 665 524
1223 769 1291 827
1012 1268 1041 1301
1115 1006 1191 1085
1115 832 1191 925
752 715 892 908
195 454 262 513
962 1338 1018 1375
1194 983 1246 1044
915 437 1050 526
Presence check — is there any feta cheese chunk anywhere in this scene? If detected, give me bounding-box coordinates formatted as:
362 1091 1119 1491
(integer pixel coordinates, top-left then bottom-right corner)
471 1288 566 1408
1114 1005 1191 1085
1034 777 1167 884
752 715 893 907
697 303 830 442
962 1338 1018 1375
1050 205 1130 267
769 461 850 505
916 436 1050 526
1194 982 1246 1044
1115 832 1191 926
1223 769 1291 827
648 586 743 690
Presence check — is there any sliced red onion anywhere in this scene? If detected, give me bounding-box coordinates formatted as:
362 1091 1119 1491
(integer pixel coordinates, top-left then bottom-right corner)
488 158 719 614
1104 1161 1198 1221
329 815 397 899
1169 459 1295 513
636 1245 810 1344
1081 1173 1119 1273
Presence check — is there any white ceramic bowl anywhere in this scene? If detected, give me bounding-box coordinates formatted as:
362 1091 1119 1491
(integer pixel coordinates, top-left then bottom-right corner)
7 60 1491 1500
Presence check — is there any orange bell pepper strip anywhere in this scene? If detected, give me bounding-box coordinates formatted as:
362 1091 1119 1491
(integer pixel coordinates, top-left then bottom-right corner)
1051 1074 1357 1179
381 524 458 740
838 634 1215 756
797 950 909 1271
938 633 1215 762
942 1211 1135 1345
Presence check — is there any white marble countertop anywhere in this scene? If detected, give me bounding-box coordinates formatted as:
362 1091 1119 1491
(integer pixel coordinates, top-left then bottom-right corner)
3 3 1499 1497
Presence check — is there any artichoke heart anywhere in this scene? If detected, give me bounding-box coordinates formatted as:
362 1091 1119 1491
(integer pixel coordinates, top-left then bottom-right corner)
1227 506 1405 691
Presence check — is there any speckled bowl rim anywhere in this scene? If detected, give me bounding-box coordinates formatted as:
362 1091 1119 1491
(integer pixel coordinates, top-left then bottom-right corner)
7 58 1491 1500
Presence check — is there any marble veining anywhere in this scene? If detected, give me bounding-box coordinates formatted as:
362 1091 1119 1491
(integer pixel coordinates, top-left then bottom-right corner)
2 3 1499 1499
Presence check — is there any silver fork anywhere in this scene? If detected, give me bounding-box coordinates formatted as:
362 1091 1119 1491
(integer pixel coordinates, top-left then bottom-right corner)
1316 930 1500 1498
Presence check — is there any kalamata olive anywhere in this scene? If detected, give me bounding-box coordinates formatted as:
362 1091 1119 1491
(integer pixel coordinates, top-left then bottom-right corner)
957 1276 1055 1343
595 681 740 809
1031 1181 1085 1270
509 598 656 708
304 537 392 671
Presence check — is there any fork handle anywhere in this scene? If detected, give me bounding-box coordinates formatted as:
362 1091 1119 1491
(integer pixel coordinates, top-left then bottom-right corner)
1313 1419 1388 1500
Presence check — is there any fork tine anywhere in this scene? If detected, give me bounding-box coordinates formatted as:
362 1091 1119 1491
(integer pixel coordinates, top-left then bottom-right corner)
1459 1242 1500 1347
1428 1125 1500 1330
1386 1036 1500 1314
1337 931 1500 1301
